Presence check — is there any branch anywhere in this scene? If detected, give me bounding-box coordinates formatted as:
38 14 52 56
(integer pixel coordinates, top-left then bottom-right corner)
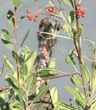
74 0 89 108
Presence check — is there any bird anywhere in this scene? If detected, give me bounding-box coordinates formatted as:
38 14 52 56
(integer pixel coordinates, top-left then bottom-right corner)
31 17 60 109
33 17 60 94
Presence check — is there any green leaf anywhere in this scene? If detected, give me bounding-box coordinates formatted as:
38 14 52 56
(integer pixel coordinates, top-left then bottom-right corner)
9 99 25 110
18 56 24 65
20 64 28 75
0 91 9 104
71 75 83 88
54 101 79 110
65 86 86 108
25 51 37 73
62 23 69 33
80 92 87 104
18 16 25 26
33 84 51 103
26 73 36 94
7 10 15 29
68 11 75 24
61 0 74 9
91 62 96 76
91 46 95 55
20 30 31 47
28 86 37 96
71 50 91 83
89 76 96 92
5 73 20 86
91 94 96 109
3 55 14 72
65 55 75 66
11 0 22 7
12 51 19 61
22 46 31 59
37 104 46 110
39 67 58 74
1 29 9 35
72 23 84 45
50 87 58 108
49 58 56 68
13 87 25 101
1 32 14 51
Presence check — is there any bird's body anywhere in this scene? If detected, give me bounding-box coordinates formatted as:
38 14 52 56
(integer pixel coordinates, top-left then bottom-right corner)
34 18 60 75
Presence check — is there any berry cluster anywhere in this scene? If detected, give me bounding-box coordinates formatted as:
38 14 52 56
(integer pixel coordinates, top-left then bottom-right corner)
77 3 86 18
26 6 56 22
46 7 56 14
26 9 39 22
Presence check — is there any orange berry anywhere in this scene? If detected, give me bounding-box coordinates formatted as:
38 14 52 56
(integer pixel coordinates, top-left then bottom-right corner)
46 9 49 13
29 17 33 21
27 14 31 18
34 17 38 22
35 13 39 17
26 9 31 13
48 7 53 12
77 3 81 7
43 19 48 23
52 9 56 13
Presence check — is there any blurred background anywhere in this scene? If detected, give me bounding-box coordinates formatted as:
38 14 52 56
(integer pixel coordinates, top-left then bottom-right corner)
0 0 96 108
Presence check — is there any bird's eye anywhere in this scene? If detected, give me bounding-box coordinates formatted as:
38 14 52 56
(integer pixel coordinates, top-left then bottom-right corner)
56 25 60 31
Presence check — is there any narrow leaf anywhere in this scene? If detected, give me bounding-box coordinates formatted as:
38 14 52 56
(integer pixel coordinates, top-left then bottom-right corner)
1 32 14 51
91 46 95 55
65 55 75 66
71 50 91 83
18 16 25 26
68 11 75 24
12 50 19 61
71 75 83 88
5 73 20 86
50 87 58 108
33 84 51 103
54 101 79 110
26 73 36 94
62 23 69 33
28 86 37 96
1 29 9 35
65 86 86 108
20 30 31 47
49 58 56 68
3 55 14 72
7 10 15 29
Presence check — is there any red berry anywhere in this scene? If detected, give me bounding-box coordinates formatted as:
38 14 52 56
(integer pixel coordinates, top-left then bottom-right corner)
34 18 38 22
27 15 31 18
43 19 48 23
29 17 33 21
81 14 85 18
77 3 81 7
78 9 82 13
77 13 82 16
35 13 39 17
52 9 56 13
26 9 31 13
46 9 49 13
49 7 53 12
81 10 85 14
